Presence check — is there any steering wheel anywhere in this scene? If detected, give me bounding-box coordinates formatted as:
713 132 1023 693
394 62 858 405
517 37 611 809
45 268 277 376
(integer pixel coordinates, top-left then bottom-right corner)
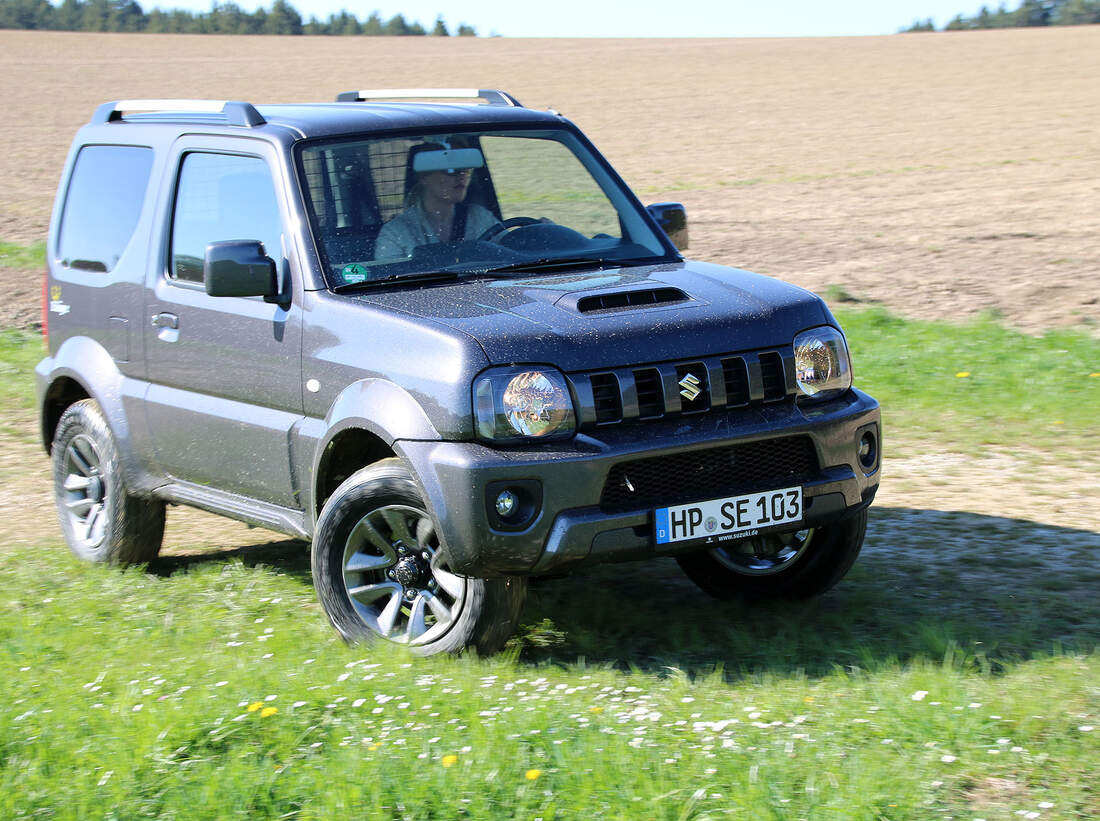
478 217 542 243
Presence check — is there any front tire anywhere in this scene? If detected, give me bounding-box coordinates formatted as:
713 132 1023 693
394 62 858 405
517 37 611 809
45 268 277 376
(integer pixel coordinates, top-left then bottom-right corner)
51 399 165 564
311 459 526 655
676 509 867 601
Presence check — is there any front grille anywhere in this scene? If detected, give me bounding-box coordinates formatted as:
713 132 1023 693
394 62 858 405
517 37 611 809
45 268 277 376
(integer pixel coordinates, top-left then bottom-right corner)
600 436 819 511
568 346 793 429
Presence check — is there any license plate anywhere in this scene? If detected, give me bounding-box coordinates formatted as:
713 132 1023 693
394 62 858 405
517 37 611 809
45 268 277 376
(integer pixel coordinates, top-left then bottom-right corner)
654 486 803 546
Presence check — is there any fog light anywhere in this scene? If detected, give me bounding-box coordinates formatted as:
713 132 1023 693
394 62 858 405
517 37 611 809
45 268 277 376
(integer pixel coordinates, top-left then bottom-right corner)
858 430 877 470
495 489 519 518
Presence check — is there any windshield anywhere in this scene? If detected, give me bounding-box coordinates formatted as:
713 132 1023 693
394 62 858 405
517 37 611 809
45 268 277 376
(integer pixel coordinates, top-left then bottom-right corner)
297 127 674 289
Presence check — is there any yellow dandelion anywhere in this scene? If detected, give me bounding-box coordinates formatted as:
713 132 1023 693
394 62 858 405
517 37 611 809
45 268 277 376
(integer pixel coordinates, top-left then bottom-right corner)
441 754 458 768
1089 372 1100 378
525 769 542 781
590 706 603 713
804 696 814 704
247 702 264 712
955 372 970 378
368 743 381 751
260 706 278 717
1053 420 1064 425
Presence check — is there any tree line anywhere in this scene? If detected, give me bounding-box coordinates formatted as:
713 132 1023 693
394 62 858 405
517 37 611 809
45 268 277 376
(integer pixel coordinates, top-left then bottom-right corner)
903 0 1100 31
0 0 479 36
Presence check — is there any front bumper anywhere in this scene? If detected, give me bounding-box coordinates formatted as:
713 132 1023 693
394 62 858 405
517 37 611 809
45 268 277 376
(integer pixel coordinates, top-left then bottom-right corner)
398 388 880 577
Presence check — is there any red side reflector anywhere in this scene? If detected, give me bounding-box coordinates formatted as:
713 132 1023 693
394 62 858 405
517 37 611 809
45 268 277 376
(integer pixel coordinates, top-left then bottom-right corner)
41 271 49 348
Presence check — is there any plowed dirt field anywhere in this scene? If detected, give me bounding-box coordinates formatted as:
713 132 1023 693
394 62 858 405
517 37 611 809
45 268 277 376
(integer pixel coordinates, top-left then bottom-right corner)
1 27 1098 332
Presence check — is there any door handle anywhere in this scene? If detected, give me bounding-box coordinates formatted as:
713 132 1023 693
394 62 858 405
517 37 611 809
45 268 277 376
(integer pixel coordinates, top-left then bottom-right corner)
151 312 179 330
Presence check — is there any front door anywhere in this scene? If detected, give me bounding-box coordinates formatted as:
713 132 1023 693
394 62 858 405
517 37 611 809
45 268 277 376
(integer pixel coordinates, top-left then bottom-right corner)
142 139 304 508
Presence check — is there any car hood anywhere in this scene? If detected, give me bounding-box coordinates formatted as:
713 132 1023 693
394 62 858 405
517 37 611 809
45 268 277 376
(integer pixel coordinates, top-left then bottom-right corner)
354 260 829 371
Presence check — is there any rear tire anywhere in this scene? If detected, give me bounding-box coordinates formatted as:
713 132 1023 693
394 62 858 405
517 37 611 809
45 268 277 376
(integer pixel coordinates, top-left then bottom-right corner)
311 459 526 655
676 510 867 601
51 399 165 565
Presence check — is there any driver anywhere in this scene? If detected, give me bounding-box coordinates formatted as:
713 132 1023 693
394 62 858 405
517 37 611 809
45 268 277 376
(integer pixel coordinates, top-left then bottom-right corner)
374 142 500 260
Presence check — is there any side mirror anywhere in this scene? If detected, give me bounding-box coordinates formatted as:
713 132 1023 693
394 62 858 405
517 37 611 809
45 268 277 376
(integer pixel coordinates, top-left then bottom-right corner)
204 240 279 299
646 202 689 251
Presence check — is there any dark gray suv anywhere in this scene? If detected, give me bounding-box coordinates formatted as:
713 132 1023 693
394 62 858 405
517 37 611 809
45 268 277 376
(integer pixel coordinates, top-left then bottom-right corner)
37 90 880 654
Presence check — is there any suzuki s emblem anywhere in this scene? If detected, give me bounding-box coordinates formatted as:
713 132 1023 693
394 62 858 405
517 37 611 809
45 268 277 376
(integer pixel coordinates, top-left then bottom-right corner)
678 373 703 402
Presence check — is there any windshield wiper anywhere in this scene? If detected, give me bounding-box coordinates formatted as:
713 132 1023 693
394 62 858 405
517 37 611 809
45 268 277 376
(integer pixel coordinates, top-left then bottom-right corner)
331 269 460 293
472 256 635 276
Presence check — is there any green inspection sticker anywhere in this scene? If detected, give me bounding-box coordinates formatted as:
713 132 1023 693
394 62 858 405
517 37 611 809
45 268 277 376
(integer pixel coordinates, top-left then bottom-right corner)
341 263 368 283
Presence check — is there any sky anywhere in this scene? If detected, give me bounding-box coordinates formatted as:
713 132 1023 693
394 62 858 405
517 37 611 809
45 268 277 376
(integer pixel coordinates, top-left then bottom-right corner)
143 1 998 37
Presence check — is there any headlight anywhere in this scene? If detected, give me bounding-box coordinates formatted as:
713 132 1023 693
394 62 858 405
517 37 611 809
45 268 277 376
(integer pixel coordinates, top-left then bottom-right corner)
474 367 576 442
793 326 852 400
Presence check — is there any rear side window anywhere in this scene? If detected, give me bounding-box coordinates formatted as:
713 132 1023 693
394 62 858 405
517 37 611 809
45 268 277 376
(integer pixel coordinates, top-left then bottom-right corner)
57 144 153 272
170 152 282 284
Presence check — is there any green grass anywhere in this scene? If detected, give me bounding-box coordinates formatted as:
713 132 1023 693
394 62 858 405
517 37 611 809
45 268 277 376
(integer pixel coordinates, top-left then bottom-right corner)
1 545 1097 820
0 330 41 444
4 306 1099 818
0 239 46 269
0 329 40 409
836 307 1099 452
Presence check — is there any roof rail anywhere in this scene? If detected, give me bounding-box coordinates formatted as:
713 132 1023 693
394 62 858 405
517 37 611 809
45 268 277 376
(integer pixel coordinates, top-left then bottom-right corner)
335 88 523 107
91 99 266 127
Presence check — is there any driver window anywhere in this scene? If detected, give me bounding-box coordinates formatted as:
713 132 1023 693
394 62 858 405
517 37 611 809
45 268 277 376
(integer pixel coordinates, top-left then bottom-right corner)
480 136 621 238
170 153 282 284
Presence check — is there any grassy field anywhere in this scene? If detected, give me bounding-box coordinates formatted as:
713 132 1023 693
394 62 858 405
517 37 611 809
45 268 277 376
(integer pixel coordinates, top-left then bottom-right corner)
2 545 1098 820
0 239 46 269
840 308 1099 450
2 317 1099 818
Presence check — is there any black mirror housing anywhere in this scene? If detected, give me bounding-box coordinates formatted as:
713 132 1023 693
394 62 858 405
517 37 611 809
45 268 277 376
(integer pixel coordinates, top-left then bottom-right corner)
646 202 689 251
204 240 278 299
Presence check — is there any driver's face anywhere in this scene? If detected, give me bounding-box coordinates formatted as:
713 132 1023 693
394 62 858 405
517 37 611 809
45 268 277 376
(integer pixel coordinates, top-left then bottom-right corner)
420 168 471 204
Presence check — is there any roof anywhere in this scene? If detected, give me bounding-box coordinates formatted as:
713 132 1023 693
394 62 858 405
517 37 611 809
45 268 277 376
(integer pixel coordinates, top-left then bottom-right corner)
256 102 564 139
88 92 566 142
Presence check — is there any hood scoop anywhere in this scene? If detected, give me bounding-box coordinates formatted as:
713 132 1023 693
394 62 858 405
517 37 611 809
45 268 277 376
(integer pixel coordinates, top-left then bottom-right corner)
568 286 690 314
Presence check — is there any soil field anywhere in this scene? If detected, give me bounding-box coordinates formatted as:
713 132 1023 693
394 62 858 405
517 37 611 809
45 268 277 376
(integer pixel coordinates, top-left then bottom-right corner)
1 27 1098 332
